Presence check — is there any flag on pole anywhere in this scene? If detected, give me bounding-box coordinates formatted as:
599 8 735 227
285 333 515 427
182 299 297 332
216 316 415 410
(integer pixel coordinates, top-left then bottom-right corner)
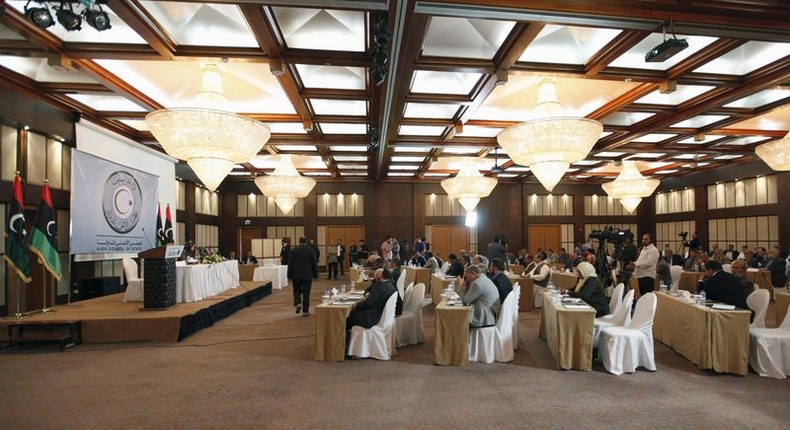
164 204 174 244
155 203 164 247
29 181 62 280
5 173 32 283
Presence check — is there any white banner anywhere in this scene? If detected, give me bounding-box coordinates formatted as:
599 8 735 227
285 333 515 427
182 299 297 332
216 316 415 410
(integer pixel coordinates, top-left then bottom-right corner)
70 150 159 255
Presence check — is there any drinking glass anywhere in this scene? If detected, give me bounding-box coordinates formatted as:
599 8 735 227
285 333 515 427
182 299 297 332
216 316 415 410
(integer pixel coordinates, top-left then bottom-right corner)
322 291 330 304
340 284 346 296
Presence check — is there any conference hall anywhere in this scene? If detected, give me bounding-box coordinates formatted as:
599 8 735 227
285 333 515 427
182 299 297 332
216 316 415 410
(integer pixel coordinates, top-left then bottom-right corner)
0 1 788 428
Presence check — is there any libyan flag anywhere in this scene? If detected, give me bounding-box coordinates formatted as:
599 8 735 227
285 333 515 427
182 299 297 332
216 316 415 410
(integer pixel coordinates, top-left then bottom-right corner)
156 203 164 247
164 204 174 244
29 182 61 280
5 174 32 283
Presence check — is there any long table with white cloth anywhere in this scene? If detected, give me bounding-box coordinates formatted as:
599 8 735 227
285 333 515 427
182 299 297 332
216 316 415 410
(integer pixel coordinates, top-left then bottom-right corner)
253 265 288 289
653 291 750 375
175 260 239 303
538 292 595 371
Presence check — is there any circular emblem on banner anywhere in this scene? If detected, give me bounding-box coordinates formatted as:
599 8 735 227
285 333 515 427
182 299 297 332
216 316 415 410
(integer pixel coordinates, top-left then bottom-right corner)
102 170 142 234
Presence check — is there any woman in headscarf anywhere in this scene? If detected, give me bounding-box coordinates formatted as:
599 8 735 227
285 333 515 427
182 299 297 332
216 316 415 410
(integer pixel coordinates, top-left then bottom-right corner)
564 262 609 318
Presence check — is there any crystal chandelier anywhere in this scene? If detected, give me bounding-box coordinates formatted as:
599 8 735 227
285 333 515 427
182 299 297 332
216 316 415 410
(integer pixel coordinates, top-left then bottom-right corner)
254 155 316 214
440 162 497 212
146 64 271 191
497 78 603 192
601 161 660 213
755 131 790 171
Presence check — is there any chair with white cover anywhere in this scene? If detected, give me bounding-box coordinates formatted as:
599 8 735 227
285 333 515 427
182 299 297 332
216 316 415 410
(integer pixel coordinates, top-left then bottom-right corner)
348 293 398 360
722 263 732 273
402 282 415 311
468 292 517 363
441 261 450 273
510 283 521 350
606 283 625 318
747 289 770 328
593 289 634 348
394 283 425 347
600 292 657 375
396 269 407 301
749 309 790 379
669 265 682 290
122 257 144 302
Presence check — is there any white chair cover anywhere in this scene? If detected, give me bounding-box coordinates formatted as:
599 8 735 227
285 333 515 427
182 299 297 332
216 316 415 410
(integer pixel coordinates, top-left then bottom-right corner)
394 283 425 347
441 261 450 273
402 282 415 311
348 293 398 360
749 310 790 379
600 292 657 375
593 289 635 348
669 265 682 290
468 292 517 363
511 283 521 350
747 289 770 328
606 283 625 318
122 257 144 302
722 263 732 273
396 269 407 300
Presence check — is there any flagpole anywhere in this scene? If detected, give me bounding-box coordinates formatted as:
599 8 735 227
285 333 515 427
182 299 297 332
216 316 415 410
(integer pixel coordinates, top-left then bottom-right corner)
40 265 55 314
14 278 26 320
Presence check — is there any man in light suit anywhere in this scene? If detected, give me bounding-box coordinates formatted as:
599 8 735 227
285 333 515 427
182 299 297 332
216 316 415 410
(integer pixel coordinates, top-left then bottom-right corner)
287 237 319 317
455 265 500 327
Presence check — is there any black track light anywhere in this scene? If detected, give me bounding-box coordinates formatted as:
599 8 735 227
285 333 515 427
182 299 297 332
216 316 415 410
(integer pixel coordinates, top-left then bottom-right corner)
85 9 111 31
24 5 54 29
56 5 82 31
371 66 387 86
373 47 388 66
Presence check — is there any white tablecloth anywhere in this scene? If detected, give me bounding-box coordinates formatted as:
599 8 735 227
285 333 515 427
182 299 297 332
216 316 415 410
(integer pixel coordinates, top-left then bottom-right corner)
253 265 288 289
175 260 240 303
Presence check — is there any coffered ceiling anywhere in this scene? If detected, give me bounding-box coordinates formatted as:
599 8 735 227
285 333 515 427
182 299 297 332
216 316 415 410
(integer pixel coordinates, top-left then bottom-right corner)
1 0 788 188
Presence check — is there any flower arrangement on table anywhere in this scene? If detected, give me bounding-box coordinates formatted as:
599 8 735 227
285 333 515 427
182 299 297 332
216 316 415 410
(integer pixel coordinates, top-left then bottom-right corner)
201 253 223 265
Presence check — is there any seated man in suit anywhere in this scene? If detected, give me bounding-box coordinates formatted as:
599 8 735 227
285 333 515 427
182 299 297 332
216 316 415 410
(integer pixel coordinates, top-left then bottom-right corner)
488 258 512 307
454 265 500 327
346 268 398 332
730 258 755 298
683 248 702 272
698 260 751 320
240 250 258 264
446 253 465 277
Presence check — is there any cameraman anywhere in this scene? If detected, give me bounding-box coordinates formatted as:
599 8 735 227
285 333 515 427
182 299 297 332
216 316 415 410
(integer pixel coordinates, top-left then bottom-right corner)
629 233 660 298
616 234 638 286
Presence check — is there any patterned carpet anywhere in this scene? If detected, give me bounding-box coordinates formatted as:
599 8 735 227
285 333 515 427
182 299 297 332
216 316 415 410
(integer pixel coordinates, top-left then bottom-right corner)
0 277 787 429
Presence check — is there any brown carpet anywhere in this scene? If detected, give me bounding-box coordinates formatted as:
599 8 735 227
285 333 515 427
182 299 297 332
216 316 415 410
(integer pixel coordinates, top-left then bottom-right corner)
0 277 787 429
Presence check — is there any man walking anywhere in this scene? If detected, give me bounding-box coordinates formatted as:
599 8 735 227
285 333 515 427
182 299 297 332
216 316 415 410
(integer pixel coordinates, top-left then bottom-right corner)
288 237 319 317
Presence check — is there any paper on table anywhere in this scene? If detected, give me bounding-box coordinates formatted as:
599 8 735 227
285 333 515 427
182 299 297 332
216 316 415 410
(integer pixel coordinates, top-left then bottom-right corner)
711 303 736 310
563 303 592 310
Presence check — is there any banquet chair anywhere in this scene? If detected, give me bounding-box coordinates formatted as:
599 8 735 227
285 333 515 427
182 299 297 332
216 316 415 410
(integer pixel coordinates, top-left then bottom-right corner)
593 289 635 349
511 283 521 350
468 292 517 363
348 293 398 360
122 257 144 302
396 269 407 301
600 292 657 375
722 263 732 273
402 282 415 311
749 309 790 379
394 283 425 347
604 283 625 319
441 261 450 273
747 289 770 328
669 265 682 290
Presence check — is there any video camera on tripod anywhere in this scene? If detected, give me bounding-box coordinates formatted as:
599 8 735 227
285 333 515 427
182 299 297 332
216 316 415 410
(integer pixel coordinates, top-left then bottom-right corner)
679 231 690 247
588 226 636 287
589 226 634 244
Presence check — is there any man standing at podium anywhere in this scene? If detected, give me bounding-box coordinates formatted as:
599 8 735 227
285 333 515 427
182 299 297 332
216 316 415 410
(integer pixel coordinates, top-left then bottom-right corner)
288 237 319 317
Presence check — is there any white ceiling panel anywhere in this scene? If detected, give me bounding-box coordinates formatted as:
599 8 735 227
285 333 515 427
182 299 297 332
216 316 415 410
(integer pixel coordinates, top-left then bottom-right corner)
519 25 621 64
140 1 257 47
423 16 515 59
273 7 365 52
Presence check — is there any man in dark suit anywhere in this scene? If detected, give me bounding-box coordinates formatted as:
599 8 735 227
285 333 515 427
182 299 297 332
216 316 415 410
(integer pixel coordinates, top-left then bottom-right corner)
698 260 750 319
337 239 346 276
488 258 512 307
240 250 257 265
663 248 683 266
347 268 397 331
287 237 319 317
446 253 465 277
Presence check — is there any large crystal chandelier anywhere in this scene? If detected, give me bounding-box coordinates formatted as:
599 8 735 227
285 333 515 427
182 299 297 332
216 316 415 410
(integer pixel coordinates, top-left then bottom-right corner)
254 155 316 214
440 162 497 212
755 131 790 171
145 64 271 191
497 78 603 192
601 161 660 213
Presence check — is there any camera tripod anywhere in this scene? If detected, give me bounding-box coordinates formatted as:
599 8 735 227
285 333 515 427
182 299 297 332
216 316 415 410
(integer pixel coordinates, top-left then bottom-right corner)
593 241 615 289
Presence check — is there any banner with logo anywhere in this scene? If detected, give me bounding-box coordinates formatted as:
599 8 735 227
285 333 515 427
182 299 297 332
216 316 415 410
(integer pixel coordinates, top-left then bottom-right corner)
71 150 159 255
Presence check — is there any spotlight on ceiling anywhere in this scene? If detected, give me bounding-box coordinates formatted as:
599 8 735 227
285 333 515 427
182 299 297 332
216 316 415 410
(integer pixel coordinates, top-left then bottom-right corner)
85 8 111 31
645 18 688 63
371 66 387 86
56 4 82 31
24 5 54 28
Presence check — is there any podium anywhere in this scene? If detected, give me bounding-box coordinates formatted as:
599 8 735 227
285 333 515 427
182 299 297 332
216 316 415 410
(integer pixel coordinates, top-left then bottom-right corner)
138 245 183 310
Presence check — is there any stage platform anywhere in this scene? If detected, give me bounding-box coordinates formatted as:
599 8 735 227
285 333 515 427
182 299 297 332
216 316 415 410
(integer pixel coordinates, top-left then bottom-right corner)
0 281 271 346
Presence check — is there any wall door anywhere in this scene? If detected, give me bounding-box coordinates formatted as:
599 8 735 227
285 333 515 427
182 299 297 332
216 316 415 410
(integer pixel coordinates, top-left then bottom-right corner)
326 225 364 272
431 225 470 261
238 227 261 258
528 224 562 254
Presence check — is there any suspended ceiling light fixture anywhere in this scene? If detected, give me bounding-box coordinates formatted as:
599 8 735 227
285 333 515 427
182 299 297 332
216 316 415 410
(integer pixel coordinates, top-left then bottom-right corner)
440 161 497 212
755 131 790 171
497 78 603 192
254 155 316 215
601 161 660 213
146 64 271 191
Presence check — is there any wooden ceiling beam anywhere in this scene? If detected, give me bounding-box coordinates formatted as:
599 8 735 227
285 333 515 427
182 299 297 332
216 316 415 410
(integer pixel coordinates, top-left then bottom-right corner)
72 59 163 111
585 30 651 77
107 0 177 59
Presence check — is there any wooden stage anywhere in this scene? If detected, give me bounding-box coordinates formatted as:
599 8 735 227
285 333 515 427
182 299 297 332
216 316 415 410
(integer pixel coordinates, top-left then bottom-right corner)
0 281 271 347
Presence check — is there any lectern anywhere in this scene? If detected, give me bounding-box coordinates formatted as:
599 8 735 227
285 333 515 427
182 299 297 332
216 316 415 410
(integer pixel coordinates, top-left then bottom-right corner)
138 245 183 310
